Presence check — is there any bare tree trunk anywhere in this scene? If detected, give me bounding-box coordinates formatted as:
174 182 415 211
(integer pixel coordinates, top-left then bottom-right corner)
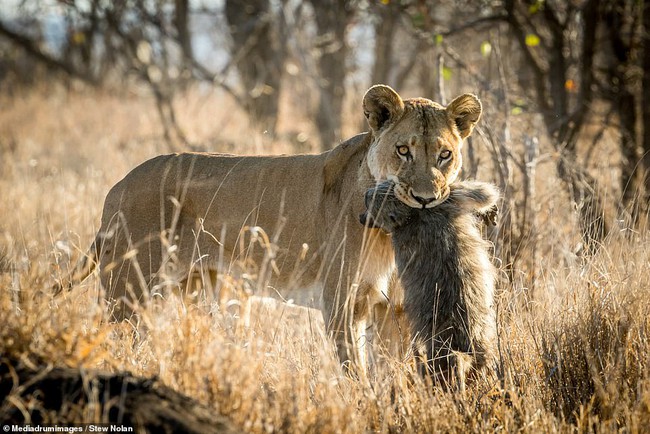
557 0 608 252
309 0 353 150
617 91 640 209
602 0 642 217
174 0 193 66
489 30 515 273
522 135 539 289
557 156 608 252
505 0 608 252
411 2 445 103
370 1 400 86
225 0 286 136
60 0 100 79
435 54 445 105
465 136 479 179
643 0 650 212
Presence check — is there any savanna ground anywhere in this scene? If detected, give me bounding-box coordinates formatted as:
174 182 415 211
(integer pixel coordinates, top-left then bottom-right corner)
1 84 650 432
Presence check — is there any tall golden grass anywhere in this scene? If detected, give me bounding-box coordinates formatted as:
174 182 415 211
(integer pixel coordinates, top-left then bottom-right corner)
1 85 649 432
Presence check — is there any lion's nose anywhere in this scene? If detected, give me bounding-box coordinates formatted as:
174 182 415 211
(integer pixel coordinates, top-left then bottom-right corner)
409 189 439 206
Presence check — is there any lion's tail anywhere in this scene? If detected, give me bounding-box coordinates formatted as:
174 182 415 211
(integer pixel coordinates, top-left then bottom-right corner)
52 237 101 296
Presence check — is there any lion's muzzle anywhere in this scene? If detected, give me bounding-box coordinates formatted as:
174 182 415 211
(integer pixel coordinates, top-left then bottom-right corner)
408 188 440 208
394 183 450 209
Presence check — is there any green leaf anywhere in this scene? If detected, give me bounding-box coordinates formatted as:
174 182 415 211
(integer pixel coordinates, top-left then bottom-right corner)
411 12 425 29
511 106 523 115
528 0 544 14
442 66 453 81
434 34 443 46
525 34 541 47
480 41 492 57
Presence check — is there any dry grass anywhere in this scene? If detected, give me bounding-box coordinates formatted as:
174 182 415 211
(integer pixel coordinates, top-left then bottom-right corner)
1 85 650 432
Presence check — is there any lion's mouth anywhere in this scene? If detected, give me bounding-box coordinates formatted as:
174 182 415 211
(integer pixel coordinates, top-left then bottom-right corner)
393 183 418 208
393 183 450 209
423 185 450 209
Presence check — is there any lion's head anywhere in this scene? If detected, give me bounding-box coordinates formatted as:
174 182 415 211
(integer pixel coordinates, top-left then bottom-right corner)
363 85 482 209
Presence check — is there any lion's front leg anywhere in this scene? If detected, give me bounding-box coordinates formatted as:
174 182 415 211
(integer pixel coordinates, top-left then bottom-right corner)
370 272 408 361
322 281 374 377
372 301 409 361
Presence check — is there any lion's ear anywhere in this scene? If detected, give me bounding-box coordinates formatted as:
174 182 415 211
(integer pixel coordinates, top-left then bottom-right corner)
362 85 405 133
446 93 482 139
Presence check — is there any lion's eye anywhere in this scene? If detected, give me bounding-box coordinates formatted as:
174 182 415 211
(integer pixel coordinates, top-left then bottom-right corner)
397 145 410 157
439 150 452 160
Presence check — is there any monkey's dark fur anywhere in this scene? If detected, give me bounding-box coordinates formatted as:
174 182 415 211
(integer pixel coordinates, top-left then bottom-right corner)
360 180 499 388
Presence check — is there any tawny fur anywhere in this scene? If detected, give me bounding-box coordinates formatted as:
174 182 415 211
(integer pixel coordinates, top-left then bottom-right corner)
55 85 483 372
360 180 499 387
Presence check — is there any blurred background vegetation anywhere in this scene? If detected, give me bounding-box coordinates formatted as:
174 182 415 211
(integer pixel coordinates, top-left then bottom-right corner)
0 0 648 286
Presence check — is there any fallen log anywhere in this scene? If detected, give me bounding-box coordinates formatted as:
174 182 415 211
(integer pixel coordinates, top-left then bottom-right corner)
0 355 240 433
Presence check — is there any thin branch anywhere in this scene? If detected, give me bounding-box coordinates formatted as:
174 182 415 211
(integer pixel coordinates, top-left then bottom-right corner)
475 126 525 173
561 0 599 152
437 14 508 38
0 19 97 85
504 0 550 115
440 43 492 91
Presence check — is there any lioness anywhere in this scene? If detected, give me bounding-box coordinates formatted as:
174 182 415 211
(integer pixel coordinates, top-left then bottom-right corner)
56 85 482 370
